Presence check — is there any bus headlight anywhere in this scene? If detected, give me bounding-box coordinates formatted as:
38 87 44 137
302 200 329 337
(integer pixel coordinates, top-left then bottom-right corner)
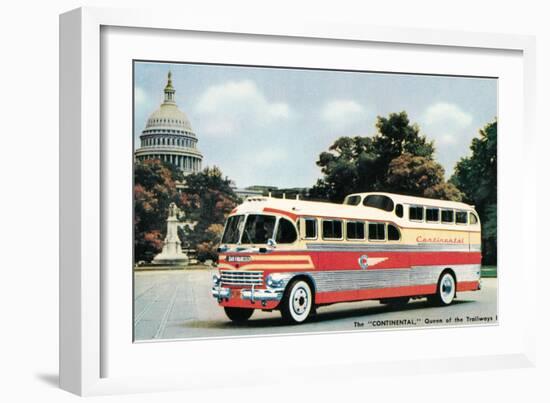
266 274 287 289
212 273 221 286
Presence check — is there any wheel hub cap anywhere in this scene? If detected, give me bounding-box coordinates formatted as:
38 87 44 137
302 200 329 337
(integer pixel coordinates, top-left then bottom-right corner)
293 288 308 314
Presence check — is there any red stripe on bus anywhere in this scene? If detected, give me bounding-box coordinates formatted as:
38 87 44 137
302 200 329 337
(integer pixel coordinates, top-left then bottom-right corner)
316 251 480 270
262 207 298 221
456 281 480 292
222 259 312 267
221 250 481 271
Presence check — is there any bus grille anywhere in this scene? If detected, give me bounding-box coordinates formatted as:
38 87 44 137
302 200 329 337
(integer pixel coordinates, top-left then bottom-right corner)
220 271 263 286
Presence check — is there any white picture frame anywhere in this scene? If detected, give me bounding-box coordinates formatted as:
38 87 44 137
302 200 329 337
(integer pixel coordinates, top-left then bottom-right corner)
59 7 537 396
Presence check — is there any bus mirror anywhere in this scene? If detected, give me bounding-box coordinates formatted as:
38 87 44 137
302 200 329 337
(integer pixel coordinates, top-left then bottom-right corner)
267 239 277 248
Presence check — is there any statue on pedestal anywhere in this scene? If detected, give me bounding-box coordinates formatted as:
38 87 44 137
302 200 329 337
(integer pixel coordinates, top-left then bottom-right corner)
152 202 189 266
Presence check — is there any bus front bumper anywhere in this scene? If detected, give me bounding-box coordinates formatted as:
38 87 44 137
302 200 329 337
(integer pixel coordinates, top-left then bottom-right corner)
212 286 284 303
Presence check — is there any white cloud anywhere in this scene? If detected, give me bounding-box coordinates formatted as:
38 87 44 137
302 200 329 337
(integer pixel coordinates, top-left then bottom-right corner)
424 102 473 129
321 100 369 131
194 80 290 136
421 102 475 176
251 147 287 167
134 86 147 107
439 133 458 145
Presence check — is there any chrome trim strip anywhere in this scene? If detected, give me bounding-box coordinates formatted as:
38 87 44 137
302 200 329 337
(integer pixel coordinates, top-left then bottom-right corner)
307 264 481 293
220 270 263 286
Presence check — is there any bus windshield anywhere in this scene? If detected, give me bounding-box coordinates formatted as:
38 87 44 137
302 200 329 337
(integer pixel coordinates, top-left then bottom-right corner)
221 215 245 244
221 214 276 244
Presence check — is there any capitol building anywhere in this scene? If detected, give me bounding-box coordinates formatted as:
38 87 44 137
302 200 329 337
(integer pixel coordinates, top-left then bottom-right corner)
134 72 203 173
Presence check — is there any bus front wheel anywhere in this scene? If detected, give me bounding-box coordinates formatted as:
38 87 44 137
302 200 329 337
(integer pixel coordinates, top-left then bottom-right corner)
428 272 456 306
224 307 254 323
280 279 313 324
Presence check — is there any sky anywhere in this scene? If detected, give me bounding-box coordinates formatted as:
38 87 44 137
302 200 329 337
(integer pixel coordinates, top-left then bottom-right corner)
134 61 497 189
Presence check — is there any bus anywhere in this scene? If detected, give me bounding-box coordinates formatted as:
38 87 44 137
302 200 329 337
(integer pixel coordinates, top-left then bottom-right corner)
211 192 482 324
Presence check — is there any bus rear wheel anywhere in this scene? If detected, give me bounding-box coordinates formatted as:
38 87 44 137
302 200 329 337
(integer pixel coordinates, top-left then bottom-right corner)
428 272 456 306
224 307 254 323
280 279 313 324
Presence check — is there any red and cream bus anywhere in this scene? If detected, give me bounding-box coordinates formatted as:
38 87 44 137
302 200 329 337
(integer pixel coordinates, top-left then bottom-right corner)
212 192 482 324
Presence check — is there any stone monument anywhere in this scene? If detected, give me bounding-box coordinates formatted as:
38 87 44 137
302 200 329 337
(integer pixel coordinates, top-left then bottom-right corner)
152 202 189 266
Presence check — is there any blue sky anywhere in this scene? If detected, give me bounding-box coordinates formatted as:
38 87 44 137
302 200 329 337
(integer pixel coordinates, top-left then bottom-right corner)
134 61 497 189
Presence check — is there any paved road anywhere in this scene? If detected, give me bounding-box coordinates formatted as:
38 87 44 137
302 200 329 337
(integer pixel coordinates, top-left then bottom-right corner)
134 269 498 341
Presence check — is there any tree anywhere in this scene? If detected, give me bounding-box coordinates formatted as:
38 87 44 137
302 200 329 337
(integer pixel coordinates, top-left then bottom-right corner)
134 159 184 262
451 120 497 264
134 160 239 264
386 153 463 201
177 166 239 262
310 111 461 202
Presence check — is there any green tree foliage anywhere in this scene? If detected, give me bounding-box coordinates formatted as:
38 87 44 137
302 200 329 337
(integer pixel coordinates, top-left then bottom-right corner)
310 111 461 202
178 166 239 262
134 161 239 263
134 159 184 262
386 154 463 201
451 120 497 264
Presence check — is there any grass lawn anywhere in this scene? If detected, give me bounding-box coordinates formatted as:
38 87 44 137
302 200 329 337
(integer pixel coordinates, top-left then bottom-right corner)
481 265 497 278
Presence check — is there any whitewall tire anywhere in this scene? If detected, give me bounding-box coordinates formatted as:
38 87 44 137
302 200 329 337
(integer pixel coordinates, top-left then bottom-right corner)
430 272 456 306
281 280 313 324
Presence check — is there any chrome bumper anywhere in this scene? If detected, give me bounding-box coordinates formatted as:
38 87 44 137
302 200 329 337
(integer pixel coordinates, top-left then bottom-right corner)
212 286 231 300
211 286 283 303
241 287 283 302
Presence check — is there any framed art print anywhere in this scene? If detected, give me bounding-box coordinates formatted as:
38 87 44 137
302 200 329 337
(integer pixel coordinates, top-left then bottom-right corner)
131 60 497 341
60 7 537 396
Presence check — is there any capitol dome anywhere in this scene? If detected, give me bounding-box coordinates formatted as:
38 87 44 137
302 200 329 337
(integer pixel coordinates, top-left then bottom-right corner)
145 104 193 133
135 71 203 174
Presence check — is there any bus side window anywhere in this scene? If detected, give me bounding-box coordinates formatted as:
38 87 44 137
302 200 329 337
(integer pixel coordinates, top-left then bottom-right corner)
387 224 401 241
346 221 365 240
441 209 454 223
426 208 440 222
469 213 478 224
304 218 317 239
276 217 298 244
456 211 468 224
395 204 403 218
368 222 385 241
409 206 424 221
322 220 343 240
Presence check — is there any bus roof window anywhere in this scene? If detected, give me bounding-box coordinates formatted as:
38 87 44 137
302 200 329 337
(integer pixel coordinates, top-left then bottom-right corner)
344 195 361 206
441 209 454 223
395 204 403 218
456 211 468 224
363 195 394 212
